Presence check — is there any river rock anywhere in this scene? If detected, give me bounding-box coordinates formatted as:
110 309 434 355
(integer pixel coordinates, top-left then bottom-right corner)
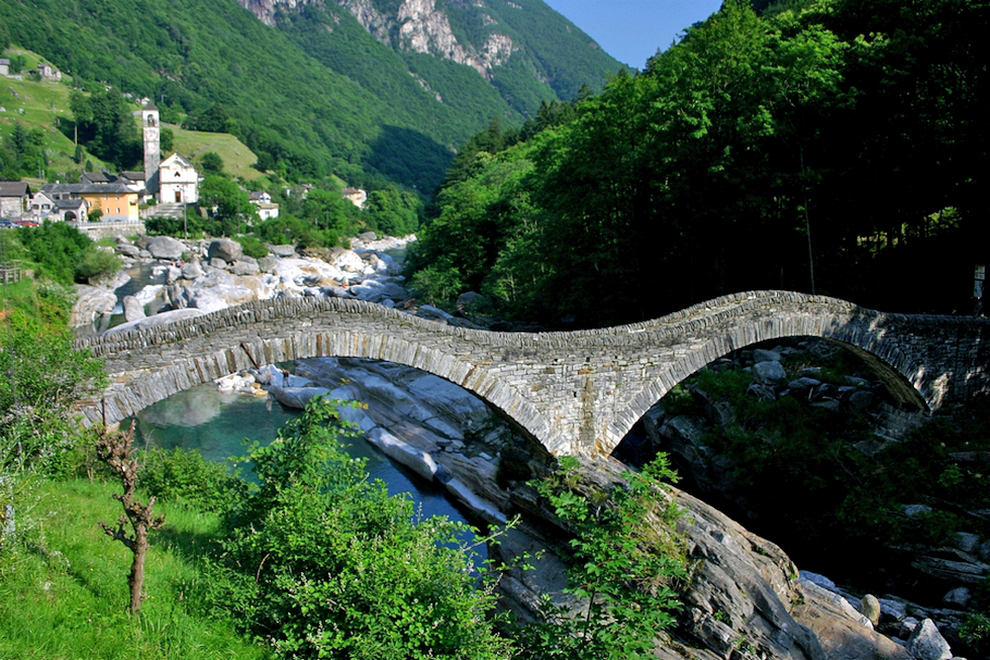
267 244 297 258
181 259 204 279
942 587 970 608
907 619 953 660
366 427 437 482
753 348 782 362
207 238 243 263
70 285 117 328
753 360 787 384
104 308 205 336
146 235 185 260
116 243 141 258
186 288 229 314
268 386 332 409
231 257 260 276
858 594 881 626
122 295 146 321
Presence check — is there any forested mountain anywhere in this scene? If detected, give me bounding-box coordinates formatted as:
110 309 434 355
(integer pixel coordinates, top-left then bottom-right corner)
408 0 988 325
0 0 623 191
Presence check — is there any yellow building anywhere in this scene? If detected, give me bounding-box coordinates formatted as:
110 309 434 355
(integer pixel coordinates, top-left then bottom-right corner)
41 183 140 222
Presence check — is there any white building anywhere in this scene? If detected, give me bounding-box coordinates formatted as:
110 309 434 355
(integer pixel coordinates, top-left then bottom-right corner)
158 153 200 204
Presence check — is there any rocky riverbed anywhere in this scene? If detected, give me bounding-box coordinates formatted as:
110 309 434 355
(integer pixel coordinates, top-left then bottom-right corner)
76 233 981 659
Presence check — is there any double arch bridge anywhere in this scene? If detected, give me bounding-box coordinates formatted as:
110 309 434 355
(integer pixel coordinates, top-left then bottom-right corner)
73 291 990 457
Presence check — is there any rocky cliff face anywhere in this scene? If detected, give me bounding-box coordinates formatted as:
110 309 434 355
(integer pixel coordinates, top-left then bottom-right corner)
238 0 516 79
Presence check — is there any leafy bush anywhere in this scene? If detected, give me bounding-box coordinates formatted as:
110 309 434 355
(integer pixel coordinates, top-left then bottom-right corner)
73 246 120 283
204 399 511 659
514 455 685 659
139 447 248 513
233 235 268 259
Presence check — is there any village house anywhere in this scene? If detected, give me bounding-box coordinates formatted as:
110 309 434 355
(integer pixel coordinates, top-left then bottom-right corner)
342 186 367 209
27 190 88 223
0 58 9 77
0 181 31 219
249 191 279 220
37 63 61 81
42 182 139 222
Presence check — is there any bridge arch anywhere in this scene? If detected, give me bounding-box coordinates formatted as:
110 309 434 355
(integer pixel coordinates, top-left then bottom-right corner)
74 298 555 446
75 291 990 458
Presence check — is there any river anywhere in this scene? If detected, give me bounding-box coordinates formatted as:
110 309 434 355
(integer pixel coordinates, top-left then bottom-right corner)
132 380 486 551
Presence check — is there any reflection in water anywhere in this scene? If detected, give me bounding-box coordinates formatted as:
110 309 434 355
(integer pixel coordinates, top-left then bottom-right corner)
133 384 482 543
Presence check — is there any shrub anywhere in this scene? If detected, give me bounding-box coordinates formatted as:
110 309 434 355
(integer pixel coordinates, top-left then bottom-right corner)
233 235 268 259
205 399 511 659
74 246 121 283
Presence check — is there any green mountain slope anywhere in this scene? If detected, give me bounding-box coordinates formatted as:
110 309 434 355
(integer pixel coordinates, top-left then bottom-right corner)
0 0 623 192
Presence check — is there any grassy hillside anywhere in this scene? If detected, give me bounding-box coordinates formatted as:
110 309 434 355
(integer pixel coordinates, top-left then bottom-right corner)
169 124 263 184
1 53 264 185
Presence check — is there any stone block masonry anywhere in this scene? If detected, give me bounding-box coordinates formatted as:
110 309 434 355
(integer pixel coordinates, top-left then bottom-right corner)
74 291 990 458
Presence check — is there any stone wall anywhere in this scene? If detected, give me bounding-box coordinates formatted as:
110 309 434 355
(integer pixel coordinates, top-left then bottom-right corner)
74 291 990 457
71 221 147 240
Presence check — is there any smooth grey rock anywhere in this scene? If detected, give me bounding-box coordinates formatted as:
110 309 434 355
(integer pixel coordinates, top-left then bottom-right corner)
953 532 980 554
181 259 204 279
858 594 881 626
746 382 777 402
878 597 907 623
70 285 117 328
209 258 227 269
257 256 279 273
904 504 933 517
788 377 822 391
753 348 782 362
417 305 454 323
753 360 787 384
207 238 243 263
267 244 297 257
231 259 260 276
186 289 229 314
907 619 952 660
116 243 140 258
801 571 837 591
146 235 185 260
104 308 205 336
942 587 970 608
122 295 146 322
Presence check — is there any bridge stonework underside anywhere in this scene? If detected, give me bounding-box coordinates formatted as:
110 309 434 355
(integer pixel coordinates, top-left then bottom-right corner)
74 291 990 458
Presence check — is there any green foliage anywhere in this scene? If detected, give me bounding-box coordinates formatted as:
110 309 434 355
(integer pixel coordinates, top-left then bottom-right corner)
515 455 685 659
200 151 224 174
0 478 266 659
413 0 987 323
0 122 47 179
206 398 511 659
364 184 422 236
0 314 106 477
15 220 95 285
234 235 269 260
139 446 248 513
198 175 257 237
73 245 121 283
69 88 142 170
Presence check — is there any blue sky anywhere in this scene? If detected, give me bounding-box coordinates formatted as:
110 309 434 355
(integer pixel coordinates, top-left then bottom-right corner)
542 0 725 69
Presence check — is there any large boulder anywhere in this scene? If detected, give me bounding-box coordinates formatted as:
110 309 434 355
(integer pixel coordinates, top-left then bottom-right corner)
207 238 243 263
753 360 788 384
146 235 185 260
70 285 117 328
122 295 147 322
906 619 953 660
104 308 205 336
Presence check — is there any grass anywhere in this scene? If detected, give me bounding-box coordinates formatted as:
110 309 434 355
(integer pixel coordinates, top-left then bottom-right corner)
0 478 266 660
1 47 264 186
167 124 264 184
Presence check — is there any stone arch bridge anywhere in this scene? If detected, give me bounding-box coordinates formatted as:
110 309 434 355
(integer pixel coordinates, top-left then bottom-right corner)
74 291 990 457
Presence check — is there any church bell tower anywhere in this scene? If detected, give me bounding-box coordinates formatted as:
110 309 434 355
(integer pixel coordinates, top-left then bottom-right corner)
142 102 160 199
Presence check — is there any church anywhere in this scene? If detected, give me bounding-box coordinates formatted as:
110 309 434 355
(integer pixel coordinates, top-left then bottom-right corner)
142 102 200 204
